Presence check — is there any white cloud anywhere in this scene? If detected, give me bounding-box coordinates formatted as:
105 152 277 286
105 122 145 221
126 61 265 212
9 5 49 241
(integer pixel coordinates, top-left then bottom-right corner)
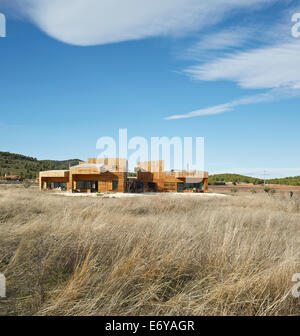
165 92 274 120
13 0 274 46
185 41 300 90
184 29 252 59
169 19 300 120
196 30 249 50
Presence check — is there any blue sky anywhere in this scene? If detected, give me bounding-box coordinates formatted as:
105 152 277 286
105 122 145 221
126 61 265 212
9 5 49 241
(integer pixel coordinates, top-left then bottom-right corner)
0 0 300 178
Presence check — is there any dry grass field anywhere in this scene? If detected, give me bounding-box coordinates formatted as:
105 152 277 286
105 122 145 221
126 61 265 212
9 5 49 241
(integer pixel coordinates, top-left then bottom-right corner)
0 184 300 316
210 183 300 195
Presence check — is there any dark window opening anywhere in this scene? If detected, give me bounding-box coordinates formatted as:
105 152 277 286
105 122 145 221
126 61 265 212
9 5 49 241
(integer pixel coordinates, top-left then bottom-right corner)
147 182 156 192
112 180 118 191
177 182 204 192
47 182 67 190
127 180 144 193
76 181 98 192
136 180 144 193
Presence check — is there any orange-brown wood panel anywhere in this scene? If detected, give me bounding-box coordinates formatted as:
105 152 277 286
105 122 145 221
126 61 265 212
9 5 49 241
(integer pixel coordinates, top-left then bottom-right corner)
204 178 209 193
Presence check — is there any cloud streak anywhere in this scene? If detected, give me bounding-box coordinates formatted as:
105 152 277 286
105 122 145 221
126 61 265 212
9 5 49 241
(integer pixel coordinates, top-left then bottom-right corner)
165 93 274 120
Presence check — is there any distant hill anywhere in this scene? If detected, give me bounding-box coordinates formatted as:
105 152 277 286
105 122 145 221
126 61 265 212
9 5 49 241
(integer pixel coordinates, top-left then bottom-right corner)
0 151 82 179
209 173 300 186
209 174 264 185
266 176 300 186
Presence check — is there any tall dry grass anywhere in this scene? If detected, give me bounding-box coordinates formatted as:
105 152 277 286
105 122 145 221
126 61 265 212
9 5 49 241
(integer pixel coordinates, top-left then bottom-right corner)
0 185 299 316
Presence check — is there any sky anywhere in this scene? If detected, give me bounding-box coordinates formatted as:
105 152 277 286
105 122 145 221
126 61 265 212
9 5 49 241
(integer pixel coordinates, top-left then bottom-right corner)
0 0 300 178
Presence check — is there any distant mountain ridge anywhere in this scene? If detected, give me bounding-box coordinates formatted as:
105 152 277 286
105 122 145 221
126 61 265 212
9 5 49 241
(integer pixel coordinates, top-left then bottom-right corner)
0 151 82 179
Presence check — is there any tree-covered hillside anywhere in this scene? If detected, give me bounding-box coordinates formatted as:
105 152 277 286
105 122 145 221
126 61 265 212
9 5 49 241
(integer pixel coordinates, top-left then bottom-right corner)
209 173 300 186
0 152 82 179
209 174 264 185
266 176 300 186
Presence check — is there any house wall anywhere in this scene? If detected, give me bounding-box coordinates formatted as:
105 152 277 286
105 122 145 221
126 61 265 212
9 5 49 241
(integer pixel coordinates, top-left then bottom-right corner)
40 171 70 190
68 172 127 193
40 177 69 190
137 161 209 193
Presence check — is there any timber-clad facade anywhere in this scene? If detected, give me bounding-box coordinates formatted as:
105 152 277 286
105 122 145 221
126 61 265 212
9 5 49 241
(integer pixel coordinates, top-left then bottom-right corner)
39 159 208 193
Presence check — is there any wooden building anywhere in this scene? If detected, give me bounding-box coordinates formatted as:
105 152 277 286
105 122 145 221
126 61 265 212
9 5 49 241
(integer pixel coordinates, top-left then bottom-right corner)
40 158 127 193
136 161 208 193
39 159 208 193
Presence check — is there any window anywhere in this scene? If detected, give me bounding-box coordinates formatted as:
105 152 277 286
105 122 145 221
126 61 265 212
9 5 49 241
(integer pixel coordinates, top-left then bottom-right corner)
177 182 204 192
136 180 144 193
112 180 118 191
47 182 67 190
147 182 156 192
164 183 176 192
76 181 98 190
177 183 184 193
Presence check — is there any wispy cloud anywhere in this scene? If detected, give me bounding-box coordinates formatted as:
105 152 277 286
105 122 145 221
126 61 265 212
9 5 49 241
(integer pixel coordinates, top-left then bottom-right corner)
183 28 253 60
10 0 274 46
185 41 300 90
165 92 274 120
166 7 300 121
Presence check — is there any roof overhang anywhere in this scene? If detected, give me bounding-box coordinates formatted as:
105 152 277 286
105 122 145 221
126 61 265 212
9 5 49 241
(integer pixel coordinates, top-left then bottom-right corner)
39 170 69 178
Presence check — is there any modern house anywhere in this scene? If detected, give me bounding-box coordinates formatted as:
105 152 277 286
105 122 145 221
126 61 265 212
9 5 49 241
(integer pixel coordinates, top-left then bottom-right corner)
39 158 208 193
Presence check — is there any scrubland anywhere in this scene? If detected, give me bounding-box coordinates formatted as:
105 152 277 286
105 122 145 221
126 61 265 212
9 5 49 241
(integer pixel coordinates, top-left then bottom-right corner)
0 185 299 316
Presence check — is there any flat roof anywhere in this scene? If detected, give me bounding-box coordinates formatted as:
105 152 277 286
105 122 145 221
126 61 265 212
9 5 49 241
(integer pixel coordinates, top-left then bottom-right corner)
42 170 69 173
72 163 105 169
40 170 70 178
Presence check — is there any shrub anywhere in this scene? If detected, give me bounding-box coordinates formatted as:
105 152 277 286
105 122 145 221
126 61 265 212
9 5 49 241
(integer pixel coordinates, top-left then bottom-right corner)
23 180 32 189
